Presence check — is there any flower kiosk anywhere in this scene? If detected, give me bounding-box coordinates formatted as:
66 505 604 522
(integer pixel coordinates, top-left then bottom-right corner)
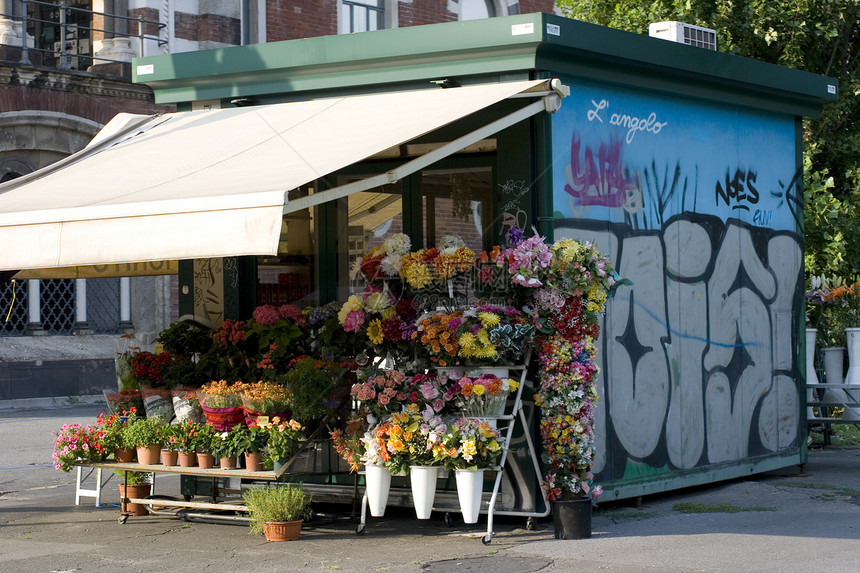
0 13 837 538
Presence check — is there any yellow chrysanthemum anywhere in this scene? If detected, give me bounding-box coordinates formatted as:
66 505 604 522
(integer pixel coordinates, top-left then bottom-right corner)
458 332 477 352
478 311 500 328
472 384 485 396
404 263 433 289
381 307 397 320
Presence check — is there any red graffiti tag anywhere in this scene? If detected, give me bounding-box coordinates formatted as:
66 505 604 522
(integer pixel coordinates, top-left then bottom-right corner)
565 135 638 208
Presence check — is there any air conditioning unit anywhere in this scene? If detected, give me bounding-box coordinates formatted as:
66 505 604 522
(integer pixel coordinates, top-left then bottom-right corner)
649 21 717 51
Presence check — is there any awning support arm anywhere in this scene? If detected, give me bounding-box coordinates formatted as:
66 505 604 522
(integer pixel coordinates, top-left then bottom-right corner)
282 90 563 216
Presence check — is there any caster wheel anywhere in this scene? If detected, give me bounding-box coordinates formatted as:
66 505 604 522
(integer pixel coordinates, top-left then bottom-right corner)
118 515 129 525
356 523 366 535
526 517 536 530
481 535 492 545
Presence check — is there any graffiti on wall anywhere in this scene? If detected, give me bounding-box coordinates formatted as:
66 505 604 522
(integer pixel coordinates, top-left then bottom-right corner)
550 79 802 491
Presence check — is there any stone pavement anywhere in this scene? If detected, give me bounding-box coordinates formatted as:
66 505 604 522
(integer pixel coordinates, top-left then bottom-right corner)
2 404 859 572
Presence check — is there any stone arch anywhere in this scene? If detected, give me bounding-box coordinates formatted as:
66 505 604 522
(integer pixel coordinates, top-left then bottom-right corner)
0 111 101 178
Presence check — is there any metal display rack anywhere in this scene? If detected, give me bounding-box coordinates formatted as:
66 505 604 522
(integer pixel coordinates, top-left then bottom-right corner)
357 348 550 543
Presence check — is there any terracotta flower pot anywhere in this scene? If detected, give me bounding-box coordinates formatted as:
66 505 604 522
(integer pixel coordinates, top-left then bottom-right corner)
197 452 215 469
178 451 197 467
219 455 237 470
245 452 264 472
119 483 152 517
263 520 303 541
161 450 179 466
135 444 161 465
114 447 135 463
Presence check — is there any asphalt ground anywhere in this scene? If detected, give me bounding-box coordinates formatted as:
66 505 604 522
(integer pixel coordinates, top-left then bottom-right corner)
2 404 859 572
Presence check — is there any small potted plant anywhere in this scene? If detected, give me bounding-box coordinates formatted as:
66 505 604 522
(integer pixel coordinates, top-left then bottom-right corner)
115 469 153 516
230 424 269 471
121 415 166 465
210 425 242 469
192 422 218 468
157 423 180 466
95 409 135 462
261 417 305 473
173 419 201 467
51 422 108 472
242 483 313 541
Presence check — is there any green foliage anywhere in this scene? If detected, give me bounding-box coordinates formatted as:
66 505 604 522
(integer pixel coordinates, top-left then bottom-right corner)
121 416 166 448
113 469 152 486
281 358 346 421
243 484 313 534
230 424 269 454
556 1 860 279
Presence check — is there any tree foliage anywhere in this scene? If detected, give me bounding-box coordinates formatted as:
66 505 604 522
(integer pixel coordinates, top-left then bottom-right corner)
557 0 860 280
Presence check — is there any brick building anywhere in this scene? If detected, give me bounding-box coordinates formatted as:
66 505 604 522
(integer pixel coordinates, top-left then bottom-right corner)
0 0 554 401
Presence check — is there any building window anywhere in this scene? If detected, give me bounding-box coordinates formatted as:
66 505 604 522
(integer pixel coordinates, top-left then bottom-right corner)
340 0 384 34
460 0 497 20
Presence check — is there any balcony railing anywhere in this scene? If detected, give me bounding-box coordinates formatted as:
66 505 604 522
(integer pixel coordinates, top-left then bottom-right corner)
0 0 166 71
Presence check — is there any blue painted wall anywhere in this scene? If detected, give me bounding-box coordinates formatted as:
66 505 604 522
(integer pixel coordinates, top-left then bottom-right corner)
549 77 804 498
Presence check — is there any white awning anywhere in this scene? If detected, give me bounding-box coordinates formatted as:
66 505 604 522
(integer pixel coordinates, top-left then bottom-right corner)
0 79 567 275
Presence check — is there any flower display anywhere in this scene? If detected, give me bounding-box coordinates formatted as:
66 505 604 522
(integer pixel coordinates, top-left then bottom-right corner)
198 380 246 409
242 381 292 415
350 368 409 422
807 275 860 347
371 405 448 475
52 423 107 472
441 417 503 470
262 416 305 467
446 373 518 418
414 303 535 366
504 233 552 287
524 233 613 503
129 350 174 387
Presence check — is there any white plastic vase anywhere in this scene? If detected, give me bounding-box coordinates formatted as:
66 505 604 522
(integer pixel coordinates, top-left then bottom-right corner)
806 328 820 419
364 463 391 517
844 328 860 386
409 466 438 520
455 469 485 524
822 346 848 405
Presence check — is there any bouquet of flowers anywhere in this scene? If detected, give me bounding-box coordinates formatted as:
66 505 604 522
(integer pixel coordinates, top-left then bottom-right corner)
400 236 476 291
520 232 613 503
808 275 860 347
440 417 503 470
338 284 417 362
350 368 409 422
414 303 535 366
372 405 448 475
350 232 412 285
330 412 370 472
447 373 518 418
129 350 174 388
52 423 107 472
242 381 292 418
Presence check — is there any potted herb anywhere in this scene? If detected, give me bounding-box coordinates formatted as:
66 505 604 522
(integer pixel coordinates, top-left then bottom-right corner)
114 469 152 516
242 483 313 541
121 415 165 465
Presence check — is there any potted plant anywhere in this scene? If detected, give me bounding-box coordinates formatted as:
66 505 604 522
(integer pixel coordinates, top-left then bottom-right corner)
115 469 152 516
51 422 108 472
261 417 305 472
242 483 313 541
192 421 218 468
157 423 180 466
241 381 292 426
198 380 247 431
231 424 269 471
168 419 195 466
210 425 243 469
121 415 166 465
95 409 135 462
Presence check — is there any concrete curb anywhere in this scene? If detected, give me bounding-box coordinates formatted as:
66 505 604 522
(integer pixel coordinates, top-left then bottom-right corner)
0 394 106 411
